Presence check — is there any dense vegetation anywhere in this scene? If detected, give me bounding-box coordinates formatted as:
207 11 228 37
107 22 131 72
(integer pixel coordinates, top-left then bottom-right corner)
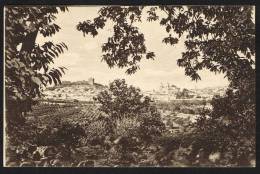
5 6 68 126
77 6 255 166
3 90 215 167
5 6 255 167
5 79 255 167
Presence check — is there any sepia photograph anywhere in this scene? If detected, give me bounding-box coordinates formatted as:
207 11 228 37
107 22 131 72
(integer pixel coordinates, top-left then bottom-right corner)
3 5 255 167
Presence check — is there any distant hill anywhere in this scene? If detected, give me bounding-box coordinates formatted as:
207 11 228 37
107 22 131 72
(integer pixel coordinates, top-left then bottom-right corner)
43 79 227 102
189 86 227 99
43 78 107 102
144 84 227 101
47 78 104 90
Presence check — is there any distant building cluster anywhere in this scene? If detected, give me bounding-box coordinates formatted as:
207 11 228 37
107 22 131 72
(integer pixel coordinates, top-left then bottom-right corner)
189 87 227 99
144 83 181 101
144 83 227 102
43 78 227 102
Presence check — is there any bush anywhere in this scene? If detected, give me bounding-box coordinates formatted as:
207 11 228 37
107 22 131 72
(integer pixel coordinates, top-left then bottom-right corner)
5 122 39 165
110 110 165 164
84 119 112 145
36 121 85 148
138 107 166 142
113 117 142 154
111 107 165 144
55 122 86 148
186 86 255 166
114 117 141 138
5 120 86 166
95 79 166 142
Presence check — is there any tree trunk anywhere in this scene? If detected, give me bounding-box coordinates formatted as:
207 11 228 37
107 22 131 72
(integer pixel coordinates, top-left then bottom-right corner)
6 28 39 126
21 29 38 52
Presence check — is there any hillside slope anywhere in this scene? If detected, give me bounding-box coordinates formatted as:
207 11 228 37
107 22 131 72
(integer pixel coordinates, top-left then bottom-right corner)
43 80 107 102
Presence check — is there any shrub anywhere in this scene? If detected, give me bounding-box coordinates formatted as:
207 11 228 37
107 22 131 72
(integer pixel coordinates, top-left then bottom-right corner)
5 120 86 165
84 119 112 145
186 86 255 166
111 110 166 163
138 107 166 142
94 79 166 164
113 117 142 153
55 122 86 148
114 116 141 138
112 106 165 144
36 121 85 148
95 79 166 143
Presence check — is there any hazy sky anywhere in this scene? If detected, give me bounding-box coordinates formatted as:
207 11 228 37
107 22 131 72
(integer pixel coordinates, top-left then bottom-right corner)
37 6 229 90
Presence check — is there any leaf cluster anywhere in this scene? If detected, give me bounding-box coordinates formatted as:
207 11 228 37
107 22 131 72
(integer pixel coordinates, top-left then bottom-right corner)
94 79 153 119
77 6 155 74
5 6 68 117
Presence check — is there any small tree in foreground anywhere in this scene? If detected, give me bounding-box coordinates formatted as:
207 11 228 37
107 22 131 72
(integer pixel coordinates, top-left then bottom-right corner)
94 79 165 163
94 79 165 138
94 79 153 119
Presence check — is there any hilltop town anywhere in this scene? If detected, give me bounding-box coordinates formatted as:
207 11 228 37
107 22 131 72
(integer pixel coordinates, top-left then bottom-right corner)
43 78 227 102
144 83 226 101
43 78 106 102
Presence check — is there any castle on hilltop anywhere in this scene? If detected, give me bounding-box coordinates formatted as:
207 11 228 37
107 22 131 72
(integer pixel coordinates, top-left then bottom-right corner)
88 77 94 85
44 77 105 102
60 77 95 86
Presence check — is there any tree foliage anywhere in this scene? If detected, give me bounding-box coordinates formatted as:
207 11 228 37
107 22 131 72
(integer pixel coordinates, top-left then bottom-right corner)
94 79 153 119
5 6 68 124
191 64 255 166
77 6 255 80
95 79 165 150
77 6 155 74
78 6 255 166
